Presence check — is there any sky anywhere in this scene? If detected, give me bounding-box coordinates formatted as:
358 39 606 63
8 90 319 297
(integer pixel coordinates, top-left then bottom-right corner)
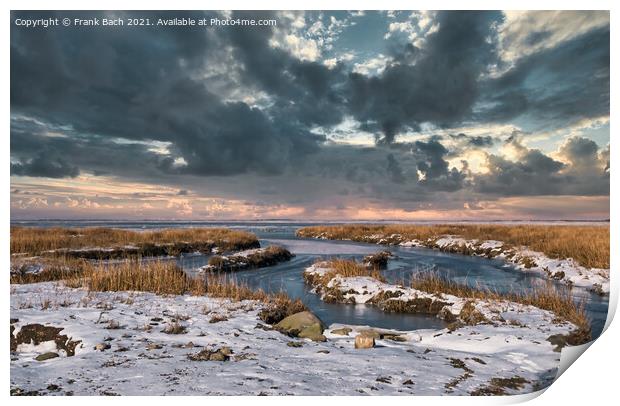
10 10 610 220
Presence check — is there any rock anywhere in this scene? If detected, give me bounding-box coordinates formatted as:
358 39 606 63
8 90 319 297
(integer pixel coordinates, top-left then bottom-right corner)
12 323 81 356
358 329 381 339
287 341 303 347
403 379 414 386
330 327 352 336
35 352 59 361
94 343 111 351
258 307 288 325
547 328 591 352
438 307 458 323
233 353 257 362
459 301 489 325
188 347 231 361
551 271 565 280
447 321 465 331
275 311 326 342
363 251 392 269
258 298 307 325
355 334 375 349
208 351 228 362
254 323 273 331
589 283 606 296
383 334 407 342
209 314 228 324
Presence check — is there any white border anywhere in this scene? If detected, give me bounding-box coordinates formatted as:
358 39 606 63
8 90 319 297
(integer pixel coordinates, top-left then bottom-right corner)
3 1 616 405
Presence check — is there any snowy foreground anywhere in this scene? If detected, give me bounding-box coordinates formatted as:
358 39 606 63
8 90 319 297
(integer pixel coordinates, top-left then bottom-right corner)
10 282 573 396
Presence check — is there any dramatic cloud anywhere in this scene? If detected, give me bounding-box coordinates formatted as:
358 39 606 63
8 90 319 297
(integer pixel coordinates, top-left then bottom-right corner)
347 11 503 143
474 135 608 196
10 10 610 219
478 25 609 130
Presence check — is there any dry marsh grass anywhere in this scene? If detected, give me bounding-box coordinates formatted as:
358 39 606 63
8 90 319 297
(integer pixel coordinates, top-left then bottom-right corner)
304 258 386 289
410 272 590 334
68 260 306 324
11 226 259 256
297 224 609 269
72 260 194 295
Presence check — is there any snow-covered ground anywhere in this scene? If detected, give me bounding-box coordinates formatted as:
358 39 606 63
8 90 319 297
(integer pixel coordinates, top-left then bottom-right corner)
307 231 610 294
428 236 609 294
304 262 582 339
11 281 570 395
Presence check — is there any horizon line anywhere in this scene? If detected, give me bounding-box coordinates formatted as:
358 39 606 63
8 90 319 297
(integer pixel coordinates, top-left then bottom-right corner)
10 218 611 223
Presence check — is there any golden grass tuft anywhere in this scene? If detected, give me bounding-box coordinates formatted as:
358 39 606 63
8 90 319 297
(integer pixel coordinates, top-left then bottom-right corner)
304 258 386 289
71 260 194 295
67 260 306 324
410 272 590 333
297 224 609 269
200 275 269 301
11 226 259 256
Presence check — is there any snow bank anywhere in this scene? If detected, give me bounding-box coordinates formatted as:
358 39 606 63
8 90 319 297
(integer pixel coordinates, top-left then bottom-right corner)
11 281 574 395
345 232 609 295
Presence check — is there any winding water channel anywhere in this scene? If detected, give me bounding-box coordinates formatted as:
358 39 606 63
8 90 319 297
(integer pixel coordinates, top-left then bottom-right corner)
13 220 609 337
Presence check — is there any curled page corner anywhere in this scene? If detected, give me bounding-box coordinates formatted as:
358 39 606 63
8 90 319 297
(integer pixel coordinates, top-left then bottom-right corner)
504 387 549 403
554 275 617 382
555 341 594 380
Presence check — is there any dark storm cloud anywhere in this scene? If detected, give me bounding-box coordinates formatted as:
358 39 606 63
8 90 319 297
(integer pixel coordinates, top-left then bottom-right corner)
523 30 553 46
474 136 609 196
10 117 175 179
386 153 406 184
308 140 466 195
558 136 600 170
478 26 609 128
10 10 328 178
346 11 503 143
449 133 495 148
9 10 610 204
475 154 563 196
11 152 79 178
221 11 349 129
557 137 610 195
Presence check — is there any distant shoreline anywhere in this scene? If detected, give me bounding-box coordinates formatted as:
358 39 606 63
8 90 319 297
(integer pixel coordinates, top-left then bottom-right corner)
9 219 611 225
